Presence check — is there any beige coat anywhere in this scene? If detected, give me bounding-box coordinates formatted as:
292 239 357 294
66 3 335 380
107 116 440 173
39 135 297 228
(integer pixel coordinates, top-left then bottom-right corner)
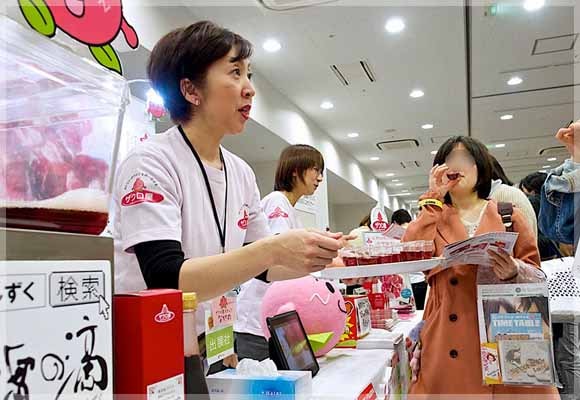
403 195 559 399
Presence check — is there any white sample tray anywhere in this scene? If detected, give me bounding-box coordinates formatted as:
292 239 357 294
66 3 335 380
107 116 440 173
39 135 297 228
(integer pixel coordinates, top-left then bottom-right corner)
316 258 443 279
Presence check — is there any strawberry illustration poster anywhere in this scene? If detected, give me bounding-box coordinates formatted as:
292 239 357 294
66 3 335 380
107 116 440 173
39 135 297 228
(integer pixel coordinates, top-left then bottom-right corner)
14 0 140 75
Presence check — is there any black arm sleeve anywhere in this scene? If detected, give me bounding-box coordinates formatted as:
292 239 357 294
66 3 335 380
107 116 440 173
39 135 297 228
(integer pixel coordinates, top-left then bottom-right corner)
135 240 270 289
134 240 184 289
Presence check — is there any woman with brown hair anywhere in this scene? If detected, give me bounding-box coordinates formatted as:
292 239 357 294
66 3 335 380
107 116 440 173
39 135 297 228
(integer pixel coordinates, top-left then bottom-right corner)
235 144 326 361
113 21 348 379
403 136 558 398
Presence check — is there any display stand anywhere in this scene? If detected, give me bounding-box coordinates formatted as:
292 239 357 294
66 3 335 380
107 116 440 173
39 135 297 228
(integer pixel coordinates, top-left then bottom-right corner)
310 312 424 399
312 348 392 399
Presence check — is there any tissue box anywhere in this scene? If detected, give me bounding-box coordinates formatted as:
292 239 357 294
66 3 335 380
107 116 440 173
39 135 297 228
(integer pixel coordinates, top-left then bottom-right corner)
337 295 372 348
114 289 184 398
206 369 312 400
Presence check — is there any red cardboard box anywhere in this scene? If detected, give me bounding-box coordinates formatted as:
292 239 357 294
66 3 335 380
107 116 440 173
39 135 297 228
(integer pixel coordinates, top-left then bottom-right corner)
114 289 185 398
337 295 372 348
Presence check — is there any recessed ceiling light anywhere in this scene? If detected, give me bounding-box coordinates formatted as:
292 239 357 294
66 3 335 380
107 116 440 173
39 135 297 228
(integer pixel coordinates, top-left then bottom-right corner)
507 76 523 86
547 157 557 162
385 17 405 34
347 132 359 138
542 165 551 169
320 101 334 110
392 179 400 182
370 157 380 161
495 143 506 148
395 183 404 186
409 89 424 98
386 173 395 177
539 169 547 173
263 39 282 53
500 114 514 120
421 123 434 130
431 150 437 155
523 0 545 12
402 189 409 193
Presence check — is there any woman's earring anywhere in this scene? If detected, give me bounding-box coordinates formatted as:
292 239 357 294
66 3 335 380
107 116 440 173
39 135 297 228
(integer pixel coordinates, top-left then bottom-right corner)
194 99 200 106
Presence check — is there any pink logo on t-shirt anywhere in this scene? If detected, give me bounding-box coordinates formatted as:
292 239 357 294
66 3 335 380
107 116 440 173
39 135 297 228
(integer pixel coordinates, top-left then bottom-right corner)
237 209 249 230
121 178 164 206
372 212 388 232
268 207 289 219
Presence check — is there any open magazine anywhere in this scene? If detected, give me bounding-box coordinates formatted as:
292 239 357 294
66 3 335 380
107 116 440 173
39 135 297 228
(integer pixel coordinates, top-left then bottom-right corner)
477 282 557 386
443 232 519 268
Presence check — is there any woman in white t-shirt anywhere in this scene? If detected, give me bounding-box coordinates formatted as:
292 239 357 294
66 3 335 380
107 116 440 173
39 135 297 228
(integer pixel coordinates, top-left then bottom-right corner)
113 21 347 375
235 144 324 360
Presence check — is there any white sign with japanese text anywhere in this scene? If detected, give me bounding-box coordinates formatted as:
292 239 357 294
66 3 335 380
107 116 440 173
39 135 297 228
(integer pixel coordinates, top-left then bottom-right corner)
0 260 113 400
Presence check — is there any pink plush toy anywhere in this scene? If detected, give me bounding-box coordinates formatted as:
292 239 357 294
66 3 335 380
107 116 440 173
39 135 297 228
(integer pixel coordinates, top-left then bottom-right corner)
261 276 347 357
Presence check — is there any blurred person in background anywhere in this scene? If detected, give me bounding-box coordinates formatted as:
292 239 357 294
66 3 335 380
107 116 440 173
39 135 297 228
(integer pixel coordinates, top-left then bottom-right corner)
518 169 564 260
348 213 371 248
235 144 327 361
489 155 538 238
520 172 548 196
540 120 580 249
392 209 412 227
539 120 580 399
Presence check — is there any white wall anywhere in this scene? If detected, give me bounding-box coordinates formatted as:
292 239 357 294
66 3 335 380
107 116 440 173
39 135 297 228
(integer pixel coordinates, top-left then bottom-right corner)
250 161 277 198
330 203 374 234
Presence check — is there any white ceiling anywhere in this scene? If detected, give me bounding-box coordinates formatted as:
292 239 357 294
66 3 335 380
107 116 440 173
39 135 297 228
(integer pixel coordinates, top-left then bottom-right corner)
185 1 577 205
123 1 578 207
186 2 469 202
470 4 577 183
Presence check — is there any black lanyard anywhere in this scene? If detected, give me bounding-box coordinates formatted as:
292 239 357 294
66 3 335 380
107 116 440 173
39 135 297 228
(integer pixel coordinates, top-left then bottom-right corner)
179 125 228 253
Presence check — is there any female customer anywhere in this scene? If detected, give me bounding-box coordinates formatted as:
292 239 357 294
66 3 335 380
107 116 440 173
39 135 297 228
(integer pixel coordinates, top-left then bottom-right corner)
403 136 558 398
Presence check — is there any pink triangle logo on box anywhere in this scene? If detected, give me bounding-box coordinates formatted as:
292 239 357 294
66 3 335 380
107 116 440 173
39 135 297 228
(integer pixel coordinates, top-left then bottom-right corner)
154 304 175 323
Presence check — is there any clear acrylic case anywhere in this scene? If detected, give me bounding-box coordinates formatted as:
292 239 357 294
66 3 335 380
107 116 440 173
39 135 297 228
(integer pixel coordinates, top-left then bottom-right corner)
0 16 129 235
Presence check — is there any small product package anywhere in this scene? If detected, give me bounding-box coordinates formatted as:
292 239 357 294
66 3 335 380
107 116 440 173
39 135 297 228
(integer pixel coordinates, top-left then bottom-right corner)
114 289 185 398
206 367 312 400
336 295 372 348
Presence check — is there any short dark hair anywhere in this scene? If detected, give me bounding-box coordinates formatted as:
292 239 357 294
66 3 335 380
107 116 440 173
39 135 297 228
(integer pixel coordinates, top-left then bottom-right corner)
433 136 492 204
392 209 412 225
490 155 514 186
147 21 253 123
520 172 547 195
274 145 324 192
